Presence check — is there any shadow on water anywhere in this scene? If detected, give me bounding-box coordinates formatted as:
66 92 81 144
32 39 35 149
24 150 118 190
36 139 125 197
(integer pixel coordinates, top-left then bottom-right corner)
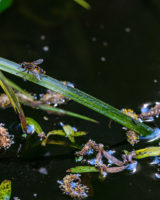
1 0 160 199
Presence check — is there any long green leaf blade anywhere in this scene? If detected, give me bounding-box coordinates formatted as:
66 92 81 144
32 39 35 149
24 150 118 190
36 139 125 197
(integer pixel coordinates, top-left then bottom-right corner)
0 57 154 136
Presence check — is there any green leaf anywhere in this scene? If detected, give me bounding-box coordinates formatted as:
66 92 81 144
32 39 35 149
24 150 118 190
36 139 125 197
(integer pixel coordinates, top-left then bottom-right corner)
0 71 27 131
72 131 87 137
0 0 13 13
73 0 91 10
0 180 11 200
42 125 87 146
26 117 44 136
63 125 75 143
0 57 155 137
43 139 80 149
63 125 75 136
67 166 99 173
134 147 160 159
37 104 98 123
41 130 65 146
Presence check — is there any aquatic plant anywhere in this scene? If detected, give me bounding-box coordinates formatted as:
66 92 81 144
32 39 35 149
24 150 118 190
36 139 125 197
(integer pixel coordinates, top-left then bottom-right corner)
1 57 160 199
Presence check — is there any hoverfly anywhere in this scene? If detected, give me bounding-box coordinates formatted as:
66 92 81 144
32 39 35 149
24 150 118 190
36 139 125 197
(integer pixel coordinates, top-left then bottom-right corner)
20 59 46 80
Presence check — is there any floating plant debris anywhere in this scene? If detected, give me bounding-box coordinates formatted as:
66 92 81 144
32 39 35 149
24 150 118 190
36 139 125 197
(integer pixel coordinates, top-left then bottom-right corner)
139 102 160 120
126 130 139 146
75 140 98 156
0 123 13 149
99 164 129 174
0 93 10 108
0 81 74 109
121 109 140 146
75 140 129 177
40 81 74 107
40 89 69 106
57 174 89 199
122 108 138 120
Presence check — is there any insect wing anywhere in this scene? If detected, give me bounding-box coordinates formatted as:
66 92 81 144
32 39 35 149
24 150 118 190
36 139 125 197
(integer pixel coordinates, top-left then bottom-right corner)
32 59 44 65
32 70 41 80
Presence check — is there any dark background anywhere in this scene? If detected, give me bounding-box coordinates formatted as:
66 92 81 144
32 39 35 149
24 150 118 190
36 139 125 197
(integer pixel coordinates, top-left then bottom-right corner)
1 0 160 199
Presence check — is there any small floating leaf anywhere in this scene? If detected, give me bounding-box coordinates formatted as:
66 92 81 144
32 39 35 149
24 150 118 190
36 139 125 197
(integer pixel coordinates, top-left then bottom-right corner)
67 166 98 173
63 125 75 143
134 147 160 159
0 180 11 200
41 130 65 146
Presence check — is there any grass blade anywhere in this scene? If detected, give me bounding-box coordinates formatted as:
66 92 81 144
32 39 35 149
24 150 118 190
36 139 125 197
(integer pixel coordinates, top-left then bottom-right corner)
0 57 154 136
0 71 27 131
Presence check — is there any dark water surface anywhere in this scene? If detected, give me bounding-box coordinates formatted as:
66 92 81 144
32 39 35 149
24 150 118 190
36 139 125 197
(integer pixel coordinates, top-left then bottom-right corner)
1 0 160 199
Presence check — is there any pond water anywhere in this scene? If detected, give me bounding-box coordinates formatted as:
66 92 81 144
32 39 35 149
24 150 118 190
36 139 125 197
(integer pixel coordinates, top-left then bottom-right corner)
1 0 160 199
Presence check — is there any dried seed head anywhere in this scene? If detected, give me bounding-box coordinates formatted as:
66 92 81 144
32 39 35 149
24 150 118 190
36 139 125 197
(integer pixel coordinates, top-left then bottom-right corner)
122 108 138 120
139 104 160 119
57 174 88 199
0 94 10 108
126 130 139 146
